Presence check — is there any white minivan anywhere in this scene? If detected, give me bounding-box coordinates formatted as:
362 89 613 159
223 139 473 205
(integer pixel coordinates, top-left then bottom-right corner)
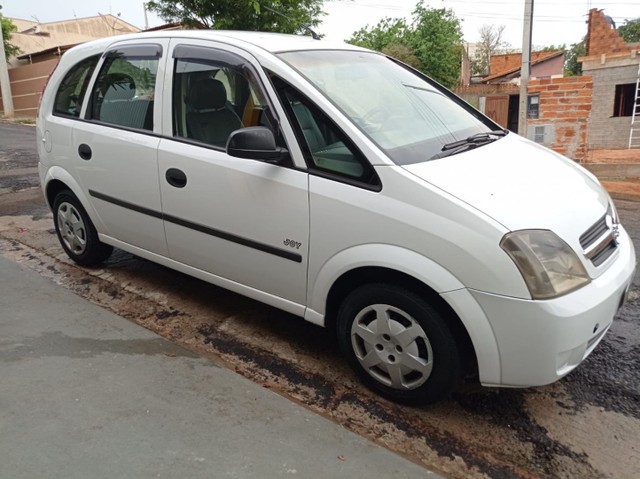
37 31 636 404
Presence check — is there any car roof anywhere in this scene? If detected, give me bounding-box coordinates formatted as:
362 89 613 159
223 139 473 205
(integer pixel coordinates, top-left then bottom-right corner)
66 30 368 58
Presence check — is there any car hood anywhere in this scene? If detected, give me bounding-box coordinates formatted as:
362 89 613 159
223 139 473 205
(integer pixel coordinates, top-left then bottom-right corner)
402 133 609 237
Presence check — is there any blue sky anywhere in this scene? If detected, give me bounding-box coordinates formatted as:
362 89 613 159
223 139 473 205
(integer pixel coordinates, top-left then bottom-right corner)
3 1 638 49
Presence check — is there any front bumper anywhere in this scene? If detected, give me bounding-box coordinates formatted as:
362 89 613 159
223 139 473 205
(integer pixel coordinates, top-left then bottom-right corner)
461 227 635 387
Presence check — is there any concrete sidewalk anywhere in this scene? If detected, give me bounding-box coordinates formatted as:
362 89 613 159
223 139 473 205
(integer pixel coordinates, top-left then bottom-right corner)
0 256 436 479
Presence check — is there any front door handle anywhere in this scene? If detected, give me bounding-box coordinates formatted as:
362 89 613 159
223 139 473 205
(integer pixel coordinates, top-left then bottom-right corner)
165 168 187 188
78 144 92 160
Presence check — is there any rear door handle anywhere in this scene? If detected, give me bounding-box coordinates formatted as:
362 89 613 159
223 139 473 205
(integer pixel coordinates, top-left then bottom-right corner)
78 144 92 160
165 168 187 188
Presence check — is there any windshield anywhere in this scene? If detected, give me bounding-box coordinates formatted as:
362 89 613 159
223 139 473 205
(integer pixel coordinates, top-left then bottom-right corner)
278 50 501 165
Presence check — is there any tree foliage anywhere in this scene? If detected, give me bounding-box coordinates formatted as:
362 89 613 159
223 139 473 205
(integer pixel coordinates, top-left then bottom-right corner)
347 1 463 88
381 44 421 70
472 24 509 76
618 17 640 43
349 17 411 52
564 38 585 77
146 0 324 34
1 5 21 60
539 44 566 52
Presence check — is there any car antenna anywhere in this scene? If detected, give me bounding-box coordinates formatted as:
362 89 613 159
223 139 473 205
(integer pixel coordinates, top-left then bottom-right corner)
261 4 320 40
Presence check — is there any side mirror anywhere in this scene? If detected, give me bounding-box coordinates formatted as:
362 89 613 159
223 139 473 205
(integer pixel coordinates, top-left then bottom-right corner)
226 126 289 163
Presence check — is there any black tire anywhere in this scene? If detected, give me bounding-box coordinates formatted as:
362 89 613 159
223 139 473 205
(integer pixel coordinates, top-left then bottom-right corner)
53 190 113 266
337 284 462 405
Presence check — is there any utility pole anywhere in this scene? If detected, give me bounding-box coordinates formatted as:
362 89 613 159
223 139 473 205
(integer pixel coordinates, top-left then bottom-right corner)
0 17 15 118
518 0 534 137
143 2 149 30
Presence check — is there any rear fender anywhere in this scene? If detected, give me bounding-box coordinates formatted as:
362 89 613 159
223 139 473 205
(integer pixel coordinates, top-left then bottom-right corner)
42 166 105 231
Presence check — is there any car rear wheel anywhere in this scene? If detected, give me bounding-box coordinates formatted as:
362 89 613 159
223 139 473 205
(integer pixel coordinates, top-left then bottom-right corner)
53 191 113 266
337 284 462 405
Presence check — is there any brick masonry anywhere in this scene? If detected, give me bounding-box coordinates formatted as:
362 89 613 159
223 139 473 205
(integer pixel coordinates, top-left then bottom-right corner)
586 9 633 57
528 77 593 160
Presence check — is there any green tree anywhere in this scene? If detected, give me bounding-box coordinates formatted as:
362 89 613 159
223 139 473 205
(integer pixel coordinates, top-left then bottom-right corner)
1 5 20 60
348 1 463 88
349 17 411 52
381 44 421 70
539 44 566 53
410 3 463 87
146 0 324 34
618 17 640 43
564 38 585 77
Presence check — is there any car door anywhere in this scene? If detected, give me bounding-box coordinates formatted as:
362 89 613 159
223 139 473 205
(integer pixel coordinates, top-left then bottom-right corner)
72 40 169 256
157 41 310 309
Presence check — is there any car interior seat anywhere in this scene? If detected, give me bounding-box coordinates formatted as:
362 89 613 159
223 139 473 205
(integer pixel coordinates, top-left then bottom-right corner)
186 78 243 147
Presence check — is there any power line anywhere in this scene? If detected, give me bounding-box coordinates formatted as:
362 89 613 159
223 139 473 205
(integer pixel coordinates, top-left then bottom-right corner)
329 1 634 22
444 0 637 4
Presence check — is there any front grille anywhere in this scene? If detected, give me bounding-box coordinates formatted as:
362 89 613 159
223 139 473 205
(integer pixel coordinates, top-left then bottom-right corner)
579 214 618 267
579 215 608 249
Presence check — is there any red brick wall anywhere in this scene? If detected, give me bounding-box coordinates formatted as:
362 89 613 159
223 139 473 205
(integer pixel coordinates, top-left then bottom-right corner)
454 83 520 96
528 77 593 160
586 8 632 56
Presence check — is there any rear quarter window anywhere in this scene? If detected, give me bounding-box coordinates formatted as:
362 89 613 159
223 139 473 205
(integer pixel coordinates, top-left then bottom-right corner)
88 46 160 131
53 55 100 118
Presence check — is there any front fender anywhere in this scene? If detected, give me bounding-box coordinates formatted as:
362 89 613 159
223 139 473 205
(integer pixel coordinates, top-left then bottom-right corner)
305 243 502 386
307 244 464 319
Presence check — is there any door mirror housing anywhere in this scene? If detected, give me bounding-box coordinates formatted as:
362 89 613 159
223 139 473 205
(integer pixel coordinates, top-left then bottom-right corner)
226 127 288 163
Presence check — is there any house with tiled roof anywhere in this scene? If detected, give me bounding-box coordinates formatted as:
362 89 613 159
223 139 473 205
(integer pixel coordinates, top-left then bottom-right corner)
8 15 140 66
0 15 140 117
456 49 565 132
482 50 565 84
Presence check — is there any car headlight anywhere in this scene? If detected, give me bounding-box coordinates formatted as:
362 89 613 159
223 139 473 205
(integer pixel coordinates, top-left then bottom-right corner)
500 230 591 300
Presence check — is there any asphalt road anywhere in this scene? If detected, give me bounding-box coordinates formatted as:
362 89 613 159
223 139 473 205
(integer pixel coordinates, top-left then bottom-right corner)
1 122 638 478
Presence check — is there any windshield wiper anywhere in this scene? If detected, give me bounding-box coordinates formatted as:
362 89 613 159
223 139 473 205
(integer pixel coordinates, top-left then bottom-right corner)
430 130 508 160
441 130 507 151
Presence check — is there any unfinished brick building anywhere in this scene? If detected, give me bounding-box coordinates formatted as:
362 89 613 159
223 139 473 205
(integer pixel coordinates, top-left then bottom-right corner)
581 8 640 161
513 9 640 162
456 8 640 165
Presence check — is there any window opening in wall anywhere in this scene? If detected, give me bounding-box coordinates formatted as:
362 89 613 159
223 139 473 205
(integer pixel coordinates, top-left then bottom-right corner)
613 83 636 117
534 126 545 143
527 94 540 119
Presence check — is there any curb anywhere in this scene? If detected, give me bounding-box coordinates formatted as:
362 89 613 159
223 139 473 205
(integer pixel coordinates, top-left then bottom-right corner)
601 181 640 202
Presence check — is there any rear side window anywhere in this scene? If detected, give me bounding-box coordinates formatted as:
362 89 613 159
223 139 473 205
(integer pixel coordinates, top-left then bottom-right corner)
53 55 99 118
88 44 160 131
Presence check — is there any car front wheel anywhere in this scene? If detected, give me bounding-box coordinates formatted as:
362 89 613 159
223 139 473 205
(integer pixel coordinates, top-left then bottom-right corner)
337 284 462 405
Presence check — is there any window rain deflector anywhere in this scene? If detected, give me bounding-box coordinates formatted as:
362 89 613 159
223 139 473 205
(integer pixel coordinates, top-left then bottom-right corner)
103 43 163 59
172 45 245 69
